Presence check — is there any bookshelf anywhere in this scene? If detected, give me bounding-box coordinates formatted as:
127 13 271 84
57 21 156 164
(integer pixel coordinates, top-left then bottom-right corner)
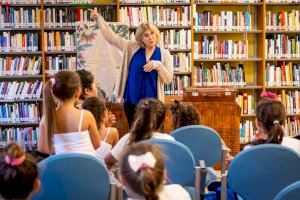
1 0 300 147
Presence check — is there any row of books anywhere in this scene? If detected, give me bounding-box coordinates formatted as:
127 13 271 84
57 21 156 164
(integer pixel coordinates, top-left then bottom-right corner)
236 92 255 115
194 11 252 31
278 90 300 114
0 81 43 100
173 52 191 73
266 34 300 59
0 32 39 52
266 62 300 87
196 0 260 2
44 0 94 3
0 0 40 3
44 31 76 52
164 76 190 95
0 127 38 149
266 0 300 3
193 63 246 87
0 57 42 76
121 0 191 3
194 36 248 59
241 117 300 144
129 29 192 50
0 7 41 28
0 103 41 123
266 10 300 31
120 6 191 27
44 8 114 27
45 55 76 75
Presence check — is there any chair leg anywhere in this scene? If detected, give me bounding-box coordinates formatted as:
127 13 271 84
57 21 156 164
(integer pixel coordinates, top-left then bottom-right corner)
110 183 116 200
221 150 228 175
221 174 227 200
195 166 201 200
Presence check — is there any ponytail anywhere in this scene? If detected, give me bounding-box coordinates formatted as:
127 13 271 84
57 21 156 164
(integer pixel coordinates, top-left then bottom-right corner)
43 80 56 153
268 123 284 144
129 98 166 144
142 169 160 200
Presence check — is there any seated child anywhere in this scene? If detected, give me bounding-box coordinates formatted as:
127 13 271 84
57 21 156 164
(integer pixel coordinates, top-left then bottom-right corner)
83 97 119 158
0 142 40 200
120 142 191 200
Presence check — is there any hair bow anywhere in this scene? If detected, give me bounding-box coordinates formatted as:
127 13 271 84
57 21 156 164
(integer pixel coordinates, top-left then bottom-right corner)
261 91 277 100
128 152 157 172
5 155 25 166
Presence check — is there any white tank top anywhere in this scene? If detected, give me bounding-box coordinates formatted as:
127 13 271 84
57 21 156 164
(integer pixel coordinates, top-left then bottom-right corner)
53 110 98 157
96 127 113 158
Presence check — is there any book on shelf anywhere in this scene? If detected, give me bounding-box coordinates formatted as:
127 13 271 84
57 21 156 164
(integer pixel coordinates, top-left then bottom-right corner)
0 102 41 123
120 6 191 27
0 57 42 76
44 7 114 27
129 29 191 50
266 10 300 31
0 81 43 100
0 32 39 52
193 63 246 86
284 116 300 138
0 0 40 3
164 75 190 95
44 31 76 52
236 92 255 114
194 35 248 59
0 127 38 149
277 90 300 114
266 62 300 87
266 34 300 59
0 7 41 28
240 120 254 144
194 10 252 31
45 55 76 75
172 52 191 73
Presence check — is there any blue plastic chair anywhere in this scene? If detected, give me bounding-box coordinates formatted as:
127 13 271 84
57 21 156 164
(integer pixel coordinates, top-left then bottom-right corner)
31 153 121 200
227 144 300 200
274 180 300 200
143 139 201 200
171 125 227 174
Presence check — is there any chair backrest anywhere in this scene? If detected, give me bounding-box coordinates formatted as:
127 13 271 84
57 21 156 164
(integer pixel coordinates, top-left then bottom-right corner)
274 180 300 200
31 153 110 200
228 144 300 200
143 139 195 187
171 125 223 167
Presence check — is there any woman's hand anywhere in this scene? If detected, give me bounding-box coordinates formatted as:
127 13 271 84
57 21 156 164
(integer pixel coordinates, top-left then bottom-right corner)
143 61 161 72
89 9 100 21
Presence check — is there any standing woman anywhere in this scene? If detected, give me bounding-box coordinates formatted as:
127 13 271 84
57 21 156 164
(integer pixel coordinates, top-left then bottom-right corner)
90 10 173 128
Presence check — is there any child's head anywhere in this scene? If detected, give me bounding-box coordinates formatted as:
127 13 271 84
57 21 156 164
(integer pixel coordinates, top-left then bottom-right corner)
43 71 82 152
170 100 200 130
76 69 98 100
120 142 165 200
82 97 108 129
129 98 166 144
255 98 286 144
0 142 40 200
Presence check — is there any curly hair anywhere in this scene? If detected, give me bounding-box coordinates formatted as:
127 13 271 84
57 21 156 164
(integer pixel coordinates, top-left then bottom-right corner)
170 100 200 130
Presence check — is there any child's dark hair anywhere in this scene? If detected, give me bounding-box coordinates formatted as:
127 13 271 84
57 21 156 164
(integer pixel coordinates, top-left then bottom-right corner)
44 71 81 152
252 98 286 145
76 69 95 100
82 97 107 129
120 142 164 200
129 98 166 144
0 142 38 199
170 100 200 130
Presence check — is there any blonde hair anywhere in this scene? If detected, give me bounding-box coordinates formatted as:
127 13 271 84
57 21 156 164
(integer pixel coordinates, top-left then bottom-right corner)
135 23 160 47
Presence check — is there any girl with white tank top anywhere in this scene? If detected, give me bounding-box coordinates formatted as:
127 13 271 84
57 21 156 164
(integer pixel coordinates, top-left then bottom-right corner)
83 97 119 158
